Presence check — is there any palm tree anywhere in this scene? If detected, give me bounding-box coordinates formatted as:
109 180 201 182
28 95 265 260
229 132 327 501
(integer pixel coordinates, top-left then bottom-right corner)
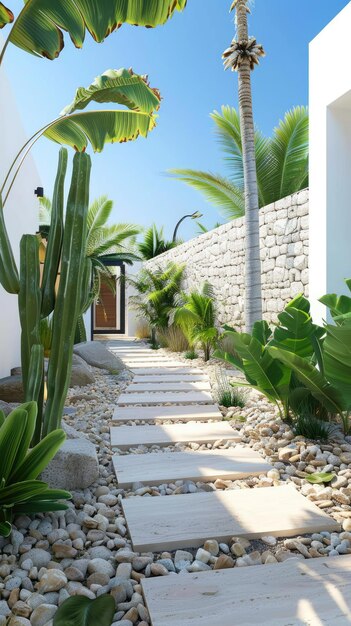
138 225 178 260
224 0 264 332
128 264 185 344
174 282 219 361
170 106 308 220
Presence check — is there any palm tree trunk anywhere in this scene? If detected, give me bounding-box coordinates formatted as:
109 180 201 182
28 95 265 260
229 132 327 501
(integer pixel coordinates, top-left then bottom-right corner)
235 0 262 332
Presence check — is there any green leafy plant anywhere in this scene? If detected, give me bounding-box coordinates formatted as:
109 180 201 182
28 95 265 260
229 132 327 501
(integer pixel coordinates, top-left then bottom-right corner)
215 369 246 408
158 325 190 352
53 595 115 626
293 416 336 441
127 264 185 344
184 350 199 360
138 224 178 260
306 473 335 485
0 402 70 537
174 282 219 361
170 106 308 221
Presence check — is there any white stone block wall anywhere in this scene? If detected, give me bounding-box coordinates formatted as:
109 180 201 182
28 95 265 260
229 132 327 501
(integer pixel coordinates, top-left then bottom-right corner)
144 190 309 329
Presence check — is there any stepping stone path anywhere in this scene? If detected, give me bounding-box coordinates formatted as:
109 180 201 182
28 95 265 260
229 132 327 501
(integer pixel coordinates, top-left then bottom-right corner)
109 340 342 624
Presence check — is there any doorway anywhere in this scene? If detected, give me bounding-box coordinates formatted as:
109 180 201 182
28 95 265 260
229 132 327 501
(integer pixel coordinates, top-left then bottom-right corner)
92 262 125 336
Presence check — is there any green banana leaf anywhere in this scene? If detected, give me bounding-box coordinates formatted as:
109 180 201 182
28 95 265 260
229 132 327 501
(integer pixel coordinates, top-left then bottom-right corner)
323 321 351 410
9 429 66 484
53 595 115 626
8 0 187 60
268 346 345 416
252 320 272 346
0 2 13 28
319 293 351 325
62 68 160 116
15 501 70 514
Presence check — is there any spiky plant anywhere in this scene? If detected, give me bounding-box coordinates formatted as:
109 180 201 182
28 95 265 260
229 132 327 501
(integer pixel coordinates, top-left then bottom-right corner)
138 224 178 260
174 282 219 361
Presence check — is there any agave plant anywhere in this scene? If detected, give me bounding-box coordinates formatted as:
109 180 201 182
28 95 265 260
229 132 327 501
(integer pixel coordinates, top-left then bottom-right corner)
0 402 70 537
174 282 219 361
170 106 309 220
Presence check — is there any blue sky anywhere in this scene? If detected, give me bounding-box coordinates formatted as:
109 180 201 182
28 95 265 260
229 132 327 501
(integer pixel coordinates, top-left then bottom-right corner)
3 0 350 239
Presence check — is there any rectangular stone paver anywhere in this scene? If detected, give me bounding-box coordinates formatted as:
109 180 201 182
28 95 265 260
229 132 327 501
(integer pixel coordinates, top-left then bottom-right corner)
128 361 187 369
122 486 340 551
129 367 204 376
112 404 223 423
113 447 272 488
126 382 211 393
132 374 208 383
110 422 239 449
141 556 351 626
117 391 213 405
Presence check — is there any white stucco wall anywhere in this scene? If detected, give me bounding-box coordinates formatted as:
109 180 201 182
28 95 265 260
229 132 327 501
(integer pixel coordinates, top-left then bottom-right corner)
0 57 41 377
309 2 351 321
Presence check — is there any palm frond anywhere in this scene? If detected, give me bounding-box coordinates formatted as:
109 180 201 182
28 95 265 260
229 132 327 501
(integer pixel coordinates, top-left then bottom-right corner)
169 169 245 219
38 197 52 226
87 196 113 234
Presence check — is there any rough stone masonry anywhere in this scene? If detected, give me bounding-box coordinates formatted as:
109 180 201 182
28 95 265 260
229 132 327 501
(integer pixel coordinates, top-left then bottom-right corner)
144 189 309 329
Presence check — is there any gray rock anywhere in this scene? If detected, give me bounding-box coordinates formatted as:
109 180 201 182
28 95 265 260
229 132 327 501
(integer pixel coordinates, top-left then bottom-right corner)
73 342 125 373
87 558 114 577
0 375 24 402
36 570 67 593
0 601 10 617
70 355 95 387
30 604 57 626
8 618 31 626
19 549 51 569
0 400 12 415
41 438 99 490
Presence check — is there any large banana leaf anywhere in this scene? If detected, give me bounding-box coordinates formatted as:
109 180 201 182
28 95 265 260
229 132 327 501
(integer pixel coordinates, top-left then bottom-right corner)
268 346 345 416
319 293 351 325
323 322 351 410
53 595 115 626
7 0 187 60
44 109 155 152
62 68 160 116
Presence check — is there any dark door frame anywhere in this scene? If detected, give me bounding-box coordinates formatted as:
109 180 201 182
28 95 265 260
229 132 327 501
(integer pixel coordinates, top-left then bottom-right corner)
91 261 126 339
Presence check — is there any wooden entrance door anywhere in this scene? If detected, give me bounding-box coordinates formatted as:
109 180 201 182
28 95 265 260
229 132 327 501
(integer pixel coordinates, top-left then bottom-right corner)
93 263 126 335
95 279 117 329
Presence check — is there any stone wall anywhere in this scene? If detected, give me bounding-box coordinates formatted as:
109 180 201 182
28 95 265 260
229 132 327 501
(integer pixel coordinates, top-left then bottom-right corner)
144 190 309 328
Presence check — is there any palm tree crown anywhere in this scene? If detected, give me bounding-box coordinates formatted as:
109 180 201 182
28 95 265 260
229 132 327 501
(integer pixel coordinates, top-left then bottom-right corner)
174 282 219 361
170 106 308 221
138 224 178 260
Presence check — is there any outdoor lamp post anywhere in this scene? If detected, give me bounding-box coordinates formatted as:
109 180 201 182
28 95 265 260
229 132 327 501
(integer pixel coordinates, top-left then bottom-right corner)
172 211 203 242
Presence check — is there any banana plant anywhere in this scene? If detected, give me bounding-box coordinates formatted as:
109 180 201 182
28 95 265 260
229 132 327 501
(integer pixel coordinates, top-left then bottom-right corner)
0 402 70 537
0 1 187 64
53 595 115 626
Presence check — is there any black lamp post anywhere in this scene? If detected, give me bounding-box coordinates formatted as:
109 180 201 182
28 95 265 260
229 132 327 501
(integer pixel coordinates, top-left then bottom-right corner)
172 211 203 242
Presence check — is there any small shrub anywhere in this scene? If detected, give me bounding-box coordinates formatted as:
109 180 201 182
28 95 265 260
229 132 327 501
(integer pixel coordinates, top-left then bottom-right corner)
135 319 151 340
184 350 198 360
158 325 189 352
215 369 246 408
293 415 337 441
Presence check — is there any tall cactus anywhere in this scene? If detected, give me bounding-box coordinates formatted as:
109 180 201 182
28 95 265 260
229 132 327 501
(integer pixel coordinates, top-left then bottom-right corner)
43 152 91 435
18 235 41 394
41 148 67 318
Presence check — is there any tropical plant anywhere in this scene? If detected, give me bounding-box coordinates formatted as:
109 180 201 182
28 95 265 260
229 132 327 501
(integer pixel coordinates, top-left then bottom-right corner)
184 349 199 360
0 402 70 538
158 325 190 352
128 264 185 344
138 225 177 260
293 415 336 441
215 295 324 420
40 194 140 342
196 221 223 234
174 282 219 361
53 595 115 626
171 107 308 220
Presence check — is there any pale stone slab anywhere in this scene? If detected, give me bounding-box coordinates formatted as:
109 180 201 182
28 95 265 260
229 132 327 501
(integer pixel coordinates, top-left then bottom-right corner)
110 422 239 449
130 367 203 375
132 374 208 383
126 382 211 393
141 556 351 626
113 447 272 488
112 404 223 423
117 391 213 405
122 486 340 552
129 361 187 369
